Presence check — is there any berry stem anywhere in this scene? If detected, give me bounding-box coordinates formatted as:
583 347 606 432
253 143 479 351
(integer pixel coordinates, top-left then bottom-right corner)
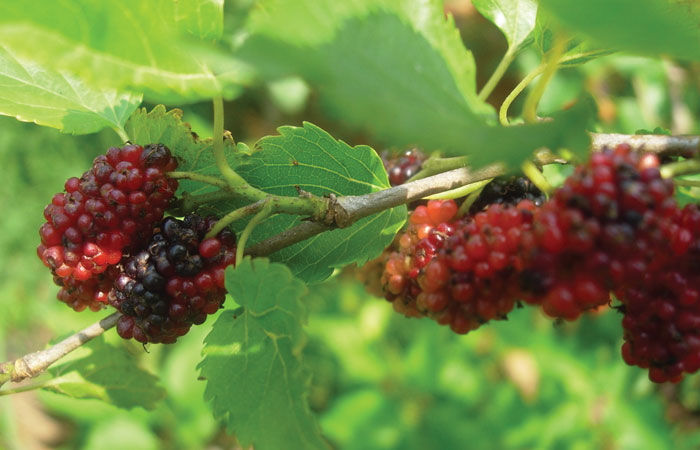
424 178 492 201
236 202 275 265
206 199 267 239
478 46 518 101
212 96 249 189
521 160 553 196
456 184 486 217
499 64 546 126
170 189 240 215
167 171 231 190
660 159 700 178
522 33 567 124
205 192 329 240
0 312 121 388
112 126 130 143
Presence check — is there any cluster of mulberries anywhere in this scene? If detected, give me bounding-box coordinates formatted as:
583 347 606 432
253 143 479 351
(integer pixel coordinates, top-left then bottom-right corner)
382 198 536 333
37 144 238 344
37 144 178 311
618 203 700 382
380 144 700 382
110 215 236 344
518 144 673 320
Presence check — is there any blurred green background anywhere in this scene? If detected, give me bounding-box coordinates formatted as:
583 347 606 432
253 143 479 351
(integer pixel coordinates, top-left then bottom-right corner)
3 1 700 449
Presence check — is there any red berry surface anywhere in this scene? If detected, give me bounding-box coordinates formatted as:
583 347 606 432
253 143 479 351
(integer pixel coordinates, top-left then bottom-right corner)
37 144 178 311
382 199 535 333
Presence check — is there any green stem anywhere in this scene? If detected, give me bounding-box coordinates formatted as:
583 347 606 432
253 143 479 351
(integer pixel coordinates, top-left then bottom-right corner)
523 34 567 124
206 200 267 239
113 126 130 143
661 159 700 178
212 96 248 189
478 47 518 101
0 381 47 396
456 185 487 218
407 156 470 182
499 64 545 126
424 178 492 200
674 178 700 187
167 171 230 190
205 193 328 240
497 47 604 126
236 202 275 265
171 190 239 215
167 171 269 205
522 160 553 196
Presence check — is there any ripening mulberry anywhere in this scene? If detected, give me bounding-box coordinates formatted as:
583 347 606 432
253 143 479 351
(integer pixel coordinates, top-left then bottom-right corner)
516 145 675 320
618 203 700 382
109 214 236 344
382 199 537 333
37 144 178 311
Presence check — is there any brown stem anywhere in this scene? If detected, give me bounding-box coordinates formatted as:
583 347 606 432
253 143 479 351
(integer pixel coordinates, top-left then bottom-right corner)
591 133 699 157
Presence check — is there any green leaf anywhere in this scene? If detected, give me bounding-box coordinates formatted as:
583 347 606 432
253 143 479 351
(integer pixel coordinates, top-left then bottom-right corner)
128 112 405 282
44 336 165 409
539 0 700 62
173 0 224 40
533 14 613 68
457 99 594 165
238 0 495 152
239 1 591 166
472 0 538 50
124 105 243 194
0 46 141 135
83 418 159 450
0 0 251 103
200 259 329 450
227 122 405 283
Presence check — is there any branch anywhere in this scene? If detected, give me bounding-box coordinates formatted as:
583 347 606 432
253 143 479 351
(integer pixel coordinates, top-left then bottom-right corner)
591 133 699 157
245 133 700 257
0 312 120 387
246 164 505 256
